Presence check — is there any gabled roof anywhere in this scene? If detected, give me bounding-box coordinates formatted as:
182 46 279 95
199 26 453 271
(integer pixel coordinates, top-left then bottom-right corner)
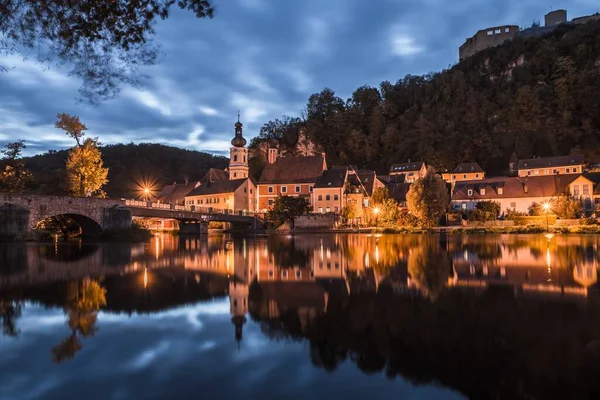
518 155 583 170
385 182 411 203
186 179 247 197
200 168 229 184
390 162 424 174
452 175 578 201
452 162 485 174
259 155 327 184
158 181 200 203
314 167 347 189
356 170 377 196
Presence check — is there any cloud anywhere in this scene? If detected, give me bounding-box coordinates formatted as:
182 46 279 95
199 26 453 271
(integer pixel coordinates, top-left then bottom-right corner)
390 32 424 57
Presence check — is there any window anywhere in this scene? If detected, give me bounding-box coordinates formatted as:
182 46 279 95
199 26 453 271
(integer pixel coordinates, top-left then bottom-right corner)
326 262 331 270
282 270 288 279
250 189 253 194
463 174 467 179
268 199 274 206
481 189 486 195
510 202 516 209
244 188 247 193
281 186 287 193
494 29 501 34
573 184 580 196
566 168 570 173
476 174 479 178
318 195 323 201
334 194 339 201
573 167 578 173
326 207 331 213
505 27 510 33
234 155 238 162
335 262 340 269
295 186 300 193
268 270 274 278
461 203 467 210
453 175 456 179
534 170 539 175
243 155 246 163
527 171 532 176
498 187 504 195
467 189 473 196
487 30 493 35
233 172 237 178
583 184 590 196
268 186 274 193
295 270 301 279
544 169 549 175
318 207 323 213
326 195 330 201
309 186 313 192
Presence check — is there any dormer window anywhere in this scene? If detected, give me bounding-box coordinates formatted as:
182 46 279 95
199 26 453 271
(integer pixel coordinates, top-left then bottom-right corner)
467 189 473 196
480 189 486 195
498 187 504 195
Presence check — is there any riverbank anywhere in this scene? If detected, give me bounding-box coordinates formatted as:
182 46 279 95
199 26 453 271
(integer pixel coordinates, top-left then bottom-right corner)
288 225 600 235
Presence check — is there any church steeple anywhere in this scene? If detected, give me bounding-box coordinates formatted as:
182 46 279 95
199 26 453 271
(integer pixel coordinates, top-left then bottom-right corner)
229 112 249 179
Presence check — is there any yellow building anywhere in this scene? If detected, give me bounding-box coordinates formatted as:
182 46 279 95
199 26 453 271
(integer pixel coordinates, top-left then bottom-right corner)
510 153 584 177
389 161 426 182
443 162 485 184
313 167 347 214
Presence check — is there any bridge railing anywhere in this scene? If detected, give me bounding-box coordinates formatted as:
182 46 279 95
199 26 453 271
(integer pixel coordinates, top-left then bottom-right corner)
124 198 264 218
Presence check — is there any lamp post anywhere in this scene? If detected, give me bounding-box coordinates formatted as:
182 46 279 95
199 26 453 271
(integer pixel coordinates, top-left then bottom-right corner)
143 187 151 202
373 207 380 228
543 202 551 231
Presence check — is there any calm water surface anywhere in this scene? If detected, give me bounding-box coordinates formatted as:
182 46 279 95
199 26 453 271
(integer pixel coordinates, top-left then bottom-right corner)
2 233 600 399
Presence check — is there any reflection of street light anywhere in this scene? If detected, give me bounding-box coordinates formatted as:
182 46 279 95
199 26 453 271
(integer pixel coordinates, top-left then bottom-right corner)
543 202 551 231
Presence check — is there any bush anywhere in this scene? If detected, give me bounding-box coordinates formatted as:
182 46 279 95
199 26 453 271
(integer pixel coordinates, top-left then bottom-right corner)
397 209 419 227
505 209 526 220
580 217 598 226
468 201 500 222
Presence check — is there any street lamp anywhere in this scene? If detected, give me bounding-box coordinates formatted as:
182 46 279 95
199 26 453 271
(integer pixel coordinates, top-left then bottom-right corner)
373 207 380 227
143 187 151 201
543 202 551 231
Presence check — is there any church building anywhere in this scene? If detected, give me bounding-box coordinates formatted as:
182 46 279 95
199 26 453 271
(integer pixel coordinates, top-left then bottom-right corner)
185 115 257 213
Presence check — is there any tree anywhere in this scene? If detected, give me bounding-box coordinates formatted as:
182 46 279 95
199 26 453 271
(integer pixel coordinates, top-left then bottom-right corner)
371 187 390 205
267 196 312 228
468 201 501 222
342 202 361 226
1 1 214 103
0 140 31 192
55 113 87 146
553 196 583 219
65 138 109 197
376 198 401 228
406 168 449 227
56 114 109 197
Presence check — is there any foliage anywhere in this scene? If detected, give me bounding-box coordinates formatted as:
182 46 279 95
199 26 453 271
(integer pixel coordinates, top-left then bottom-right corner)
512 215 557 226
406 167 449 227
506 209 527 220
267 196 312 228
553 196 583 219
55 113 87 146
342 202 362 223
23 143 228 198
371 187 390 205
580 217 598 226
0 1 214 103
376 198 401 228
65 138 109 197
250 21 600 174
397 209 420 227
0 300 22 337
528 202 543 216
468 201 501 222
0 141 31 192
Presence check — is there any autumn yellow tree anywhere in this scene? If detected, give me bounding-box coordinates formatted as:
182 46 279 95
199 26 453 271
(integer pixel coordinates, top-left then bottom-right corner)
56 113 108 197
0 140 31 192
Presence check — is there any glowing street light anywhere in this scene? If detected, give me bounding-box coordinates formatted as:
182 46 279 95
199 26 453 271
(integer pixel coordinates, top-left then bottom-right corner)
542 202 551 231
373 206 380 227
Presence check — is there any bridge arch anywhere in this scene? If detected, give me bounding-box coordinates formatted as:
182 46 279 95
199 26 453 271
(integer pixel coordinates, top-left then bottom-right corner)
36 212 103 237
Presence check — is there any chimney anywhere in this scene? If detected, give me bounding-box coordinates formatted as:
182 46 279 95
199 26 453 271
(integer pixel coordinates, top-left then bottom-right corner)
268 148 278 164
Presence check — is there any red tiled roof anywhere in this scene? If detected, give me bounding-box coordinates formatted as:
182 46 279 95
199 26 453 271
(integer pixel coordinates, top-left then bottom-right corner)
452 175 578 200
518 154 583 170
201 168 229 184
452 162 485 174
390 162 424 173
259 155 326 184
186 179 247 196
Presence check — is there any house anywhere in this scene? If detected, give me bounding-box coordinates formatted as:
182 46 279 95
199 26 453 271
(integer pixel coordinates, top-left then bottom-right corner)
257 149 327 211
385 182 412 208
510 153 584 177
442 162 485 184
157 180 200 205
345 168 385 209
184 116 256 213
451 175 578 213
389 161 426 183
313 167 347 214
566 173 600 213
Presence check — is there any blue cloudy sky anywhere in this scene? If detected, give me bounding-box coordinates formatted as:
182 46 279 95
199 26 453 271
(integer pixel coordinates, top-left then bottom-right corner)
0 0 598 156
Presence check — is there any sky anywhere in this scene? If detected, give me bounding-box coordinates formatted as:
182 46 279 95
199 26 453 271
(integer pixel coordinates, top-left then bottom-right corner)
0 0 598 157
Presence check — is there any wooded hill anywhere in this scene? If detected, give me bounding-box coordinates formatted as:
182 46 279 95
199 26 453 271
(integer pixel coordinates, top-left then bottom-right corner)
20 143 228 198
250 19 600 177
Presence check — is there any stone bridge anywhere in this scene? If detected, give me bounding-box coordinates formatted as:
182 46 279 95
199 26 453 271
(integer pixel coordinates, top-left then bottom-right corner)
0 193 263 238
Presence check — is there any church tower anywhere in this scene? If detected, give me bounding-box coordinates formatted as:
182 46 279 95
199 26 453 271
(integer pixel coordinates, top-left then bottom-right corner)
229 113 248 179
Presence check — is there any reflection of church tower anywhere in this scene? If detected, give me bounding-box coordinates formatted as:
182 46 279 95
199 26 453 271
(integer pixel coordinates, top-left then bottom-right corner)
229 113 248 180
229 280 249 347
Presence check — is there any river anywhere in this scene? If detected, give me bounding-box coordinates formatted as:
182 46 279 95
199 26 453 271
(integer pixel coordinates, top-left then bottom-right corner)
1 233 600 399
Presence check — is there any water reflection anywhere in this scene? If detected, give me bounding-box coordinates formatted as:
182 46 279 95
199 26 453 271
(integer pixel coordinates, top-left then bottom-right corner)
1 233 600 399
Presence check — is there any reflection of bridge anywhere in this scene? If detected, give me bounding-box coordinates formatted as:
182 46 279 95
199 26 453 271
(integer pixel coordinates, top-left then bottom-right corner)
0 193 263 237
